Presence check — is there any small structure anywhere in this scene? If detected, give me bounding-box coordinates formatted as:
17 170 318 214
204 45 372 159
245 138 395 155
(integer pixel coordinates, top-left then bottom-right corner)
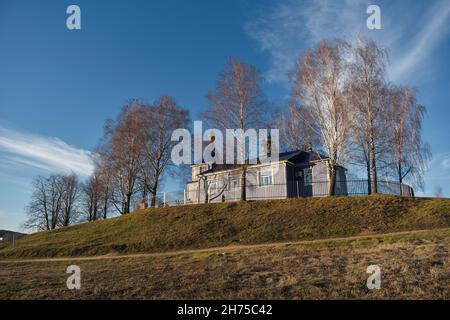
0 230 26 243
137 148 414 209
185 150 348 204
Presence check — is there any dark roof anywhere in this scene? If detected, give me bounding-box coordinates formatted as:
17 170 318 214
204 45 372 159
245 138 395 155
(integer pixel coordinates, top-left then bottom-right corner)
200 163 241 175
198 150 328 175
279 150 327 163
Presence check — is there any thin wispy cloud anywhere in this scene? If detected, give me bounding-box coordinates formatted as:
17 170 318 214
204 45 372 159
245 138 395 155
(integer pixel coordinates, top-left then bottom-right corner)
246 0 369 83
246 0 450 84
0 126 94 177
441 154 450 169
420 152 450 182
390 0 450 81
0 171 34 189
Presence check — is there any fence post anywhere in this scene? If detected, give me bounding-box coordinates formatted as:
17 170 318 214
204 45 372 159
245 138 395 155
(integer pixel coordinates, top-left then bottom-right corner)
183 189 186 205
163 192 166 207
296 180 299 198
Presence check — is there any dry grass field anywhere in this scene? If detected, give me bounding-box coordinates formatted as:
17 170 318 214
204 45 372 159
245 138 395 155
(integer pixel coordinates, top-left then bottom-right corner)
1 228 448 300
1 196 449 299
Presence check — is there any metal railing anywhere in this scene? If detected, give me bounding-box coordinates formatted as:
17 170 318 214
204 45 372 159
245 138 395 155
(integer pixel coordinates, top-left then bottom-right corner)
135 179 414 209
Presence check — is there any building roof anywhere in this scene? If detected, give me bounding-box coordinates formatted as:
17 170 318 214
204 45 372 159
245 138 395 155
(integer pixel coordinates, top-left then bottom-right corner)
198 150 329 175
278 149 327 162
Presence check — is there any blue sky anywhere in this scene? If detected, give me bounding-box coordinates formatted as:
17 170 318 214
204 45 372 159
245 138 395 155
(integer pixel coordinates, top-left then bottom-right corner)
0 0 449 230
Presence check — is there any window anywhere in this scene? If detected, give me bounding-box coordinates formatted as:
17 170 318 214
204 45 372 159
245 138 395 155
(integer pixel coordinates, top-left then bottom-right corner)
208 180 218 194
303 167 313 186
259 169 273 186
228 176 241 190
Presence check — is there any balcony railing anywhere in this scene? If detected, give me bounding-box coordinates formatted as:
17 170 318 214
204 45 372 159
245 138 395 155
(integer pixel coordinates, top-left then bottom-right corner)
135 179 414 209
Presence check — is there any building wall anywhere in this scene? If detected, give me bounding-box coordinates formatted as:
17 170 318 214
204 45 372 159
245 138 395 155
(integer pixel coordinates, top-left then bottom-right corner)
191 164 210 181
311 162 348 196
186 163 288 203
186 181 201 204
285 161 348 197
185 161 348 203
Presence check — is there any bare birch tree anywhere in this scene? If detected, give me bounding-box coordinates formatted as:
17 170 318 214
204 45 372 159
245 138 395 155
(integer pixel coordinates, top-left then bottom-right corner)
24 174 79 231
82 174 102 221
82 161 113 221
387 86 431 194
290 40 351 195
202 57 270 201
98 102 144 214
278 102 320 151
23 176 53 231
433 186 444 198
59 174 80 227
136 96 190 207
347 37 389 194
97 164 113 219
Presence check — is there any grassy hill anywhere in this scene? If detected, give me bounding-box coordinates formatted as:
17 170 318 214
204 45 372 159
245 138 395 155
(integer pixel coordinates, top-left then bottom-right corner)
0 230 27 242
1 195 449 259
1 228 449 299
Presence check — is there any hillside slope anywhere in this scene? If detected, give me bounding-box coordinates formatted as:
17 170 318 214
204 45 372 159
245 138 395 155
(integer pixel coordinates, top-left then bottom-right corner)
1 228 449 299
0 230 27 242
1 195 449 259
